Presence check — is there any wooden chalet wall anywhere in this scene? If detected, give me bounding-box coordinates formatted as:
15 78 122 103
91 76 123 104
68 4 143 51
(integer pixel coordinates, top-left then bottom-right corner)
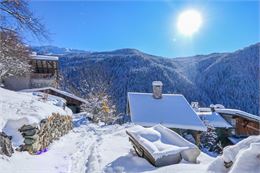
235 117 260 136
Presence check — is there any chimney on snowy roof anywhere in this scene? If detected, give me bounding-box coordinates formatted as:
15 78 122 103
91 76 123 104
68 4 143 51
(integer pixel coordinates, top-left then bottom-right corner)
152 81 163 99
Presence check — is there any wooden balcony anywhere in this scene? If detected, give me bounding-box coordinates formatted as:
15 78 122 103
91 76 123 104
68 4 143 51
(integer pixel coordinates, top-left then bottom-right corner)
30 73 55 79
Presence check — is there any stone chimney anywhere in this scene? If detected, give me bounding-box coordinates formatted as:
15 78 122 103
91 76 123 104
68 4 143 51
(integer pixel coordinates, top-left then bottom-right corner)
152 81 163 99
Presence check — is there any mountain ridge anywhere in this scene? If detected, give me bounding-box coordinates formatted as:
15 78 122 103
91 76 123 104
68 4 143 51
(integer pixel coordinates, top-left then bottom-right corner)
33 43 260 116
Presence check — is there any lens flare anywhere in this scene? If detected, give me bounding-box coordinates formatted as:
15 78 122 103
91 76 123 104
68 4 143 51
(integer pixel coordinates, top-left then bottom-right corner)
177 10 202 36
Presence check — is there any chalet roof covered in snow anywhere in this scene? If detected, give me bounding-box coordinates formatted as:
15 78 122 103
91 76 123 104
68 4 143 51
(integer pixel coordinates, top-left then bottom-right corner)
30 54 59 61
21 87 87 104
127 92 207 131
197 111 232 128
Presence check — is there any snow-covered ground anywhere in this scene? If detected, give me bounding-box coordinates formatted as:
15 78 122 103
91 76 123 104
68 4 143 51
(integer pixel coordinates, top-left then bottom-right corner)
0 88 72 147
207 135 260 173
0 88 71 130
0 123 214 173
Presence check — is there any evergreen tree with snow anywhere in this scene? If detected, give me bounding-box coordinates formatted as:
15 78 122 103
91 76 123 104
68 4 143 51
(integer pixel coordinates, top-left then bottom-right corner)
200 121 223 155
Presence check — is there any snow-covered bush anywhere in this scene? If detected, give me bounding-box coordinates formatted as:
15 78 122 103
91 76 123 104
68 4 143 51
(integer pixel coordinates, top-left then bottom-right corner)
200 121 223 155
80 92 117 125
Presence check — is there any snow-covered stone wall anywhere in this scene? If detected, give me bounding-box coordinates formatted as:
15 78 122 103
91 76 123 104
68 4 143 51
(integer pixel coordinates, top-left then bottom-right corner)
18 113 72 154
0 132 14 157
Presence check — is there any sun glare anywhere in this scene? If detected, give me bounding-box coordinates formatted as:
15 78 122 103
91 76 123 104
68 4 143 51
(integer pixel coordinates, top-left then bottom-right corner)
177 9 202 36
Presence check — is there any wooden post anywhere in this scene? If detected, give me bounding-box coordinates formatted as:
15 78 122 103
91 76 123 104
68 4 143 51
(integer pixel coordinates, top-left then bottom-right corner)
194 131 201 145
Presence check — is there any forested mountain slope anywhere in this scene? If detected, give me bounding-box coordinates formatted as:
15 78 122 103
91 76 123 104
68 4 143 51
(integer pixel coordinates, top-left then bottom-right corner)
35 43 259 115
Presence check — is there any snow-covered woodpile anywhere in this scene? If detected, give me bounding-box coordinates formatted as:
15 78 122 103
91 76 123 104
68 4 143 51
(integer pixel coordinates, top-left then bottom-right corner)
0 132 14 157
18 113 72 154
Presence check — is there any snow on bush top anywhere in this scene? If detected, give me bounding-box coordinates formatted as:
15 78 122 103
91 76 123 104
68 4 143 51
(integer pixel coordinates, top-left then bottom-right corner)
0 87 72 130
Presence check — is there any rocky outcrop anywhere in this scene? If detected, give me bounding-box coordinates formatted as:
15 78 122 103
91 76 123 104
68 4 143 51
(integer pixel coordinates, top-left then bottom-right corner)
19 113 72 154
0 132 14 157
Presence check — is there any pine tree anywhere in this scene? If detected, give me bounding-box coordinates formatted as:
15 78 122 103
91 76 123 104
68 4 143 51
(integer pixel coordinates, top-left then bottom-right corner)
200 121 223 154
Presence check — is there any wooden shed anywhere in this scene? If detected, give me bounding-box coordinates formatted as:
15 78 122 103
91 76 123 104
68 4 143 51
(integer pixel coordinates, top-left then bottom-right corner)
215 109 260 136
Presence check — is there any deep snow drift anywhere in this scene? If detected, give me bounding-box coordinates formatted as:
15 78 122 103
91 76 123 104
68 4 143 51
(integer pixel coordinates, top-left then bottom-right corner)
207 135 260 173
0 88 72 146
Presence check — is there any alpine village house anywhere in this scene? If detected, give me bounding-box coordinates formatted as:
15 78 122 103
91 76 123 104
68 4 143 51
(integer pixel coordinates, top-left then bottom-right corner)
3 52 86 113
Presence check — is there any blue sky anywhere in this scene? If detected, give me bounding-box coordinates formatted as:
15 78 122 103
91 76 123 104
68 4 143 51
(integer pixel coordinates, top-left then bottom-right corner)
28 0 259 57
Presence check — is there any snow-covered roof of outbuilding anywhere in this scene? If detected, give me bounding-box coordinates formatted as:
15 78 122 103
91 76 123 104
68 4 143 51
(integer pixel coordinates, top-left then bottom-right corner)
197 111 232 128
127 92 207 131
215 108 260 122
21 87 87 104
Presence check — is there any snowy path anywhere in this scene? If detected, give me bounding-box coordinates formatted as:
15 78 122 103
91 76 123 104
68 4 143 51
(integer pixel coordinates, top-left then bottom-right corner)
0 123 214 173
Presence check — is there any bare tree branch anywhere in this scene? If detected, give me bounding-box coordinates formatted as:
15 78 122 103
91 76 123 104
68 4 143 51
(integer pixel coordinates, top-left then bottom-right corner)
0 0 49 40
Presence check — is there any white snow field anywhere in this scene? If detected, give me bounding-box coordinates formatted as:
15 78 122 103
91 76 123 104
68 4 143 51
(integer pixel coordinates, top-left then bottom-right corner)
0 123 214 173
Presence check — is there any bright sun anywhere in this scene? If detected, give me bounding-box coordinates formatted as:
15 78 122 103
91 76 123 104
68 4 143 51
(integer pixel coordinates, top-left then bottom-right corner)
177 9 202 36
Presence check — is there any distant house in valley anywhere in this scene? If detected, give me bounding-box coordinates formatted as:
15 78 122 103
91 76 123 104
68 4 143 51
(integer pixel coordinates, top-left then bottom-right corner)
21 87 87 113
4 52 59 91
127 81 207 143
